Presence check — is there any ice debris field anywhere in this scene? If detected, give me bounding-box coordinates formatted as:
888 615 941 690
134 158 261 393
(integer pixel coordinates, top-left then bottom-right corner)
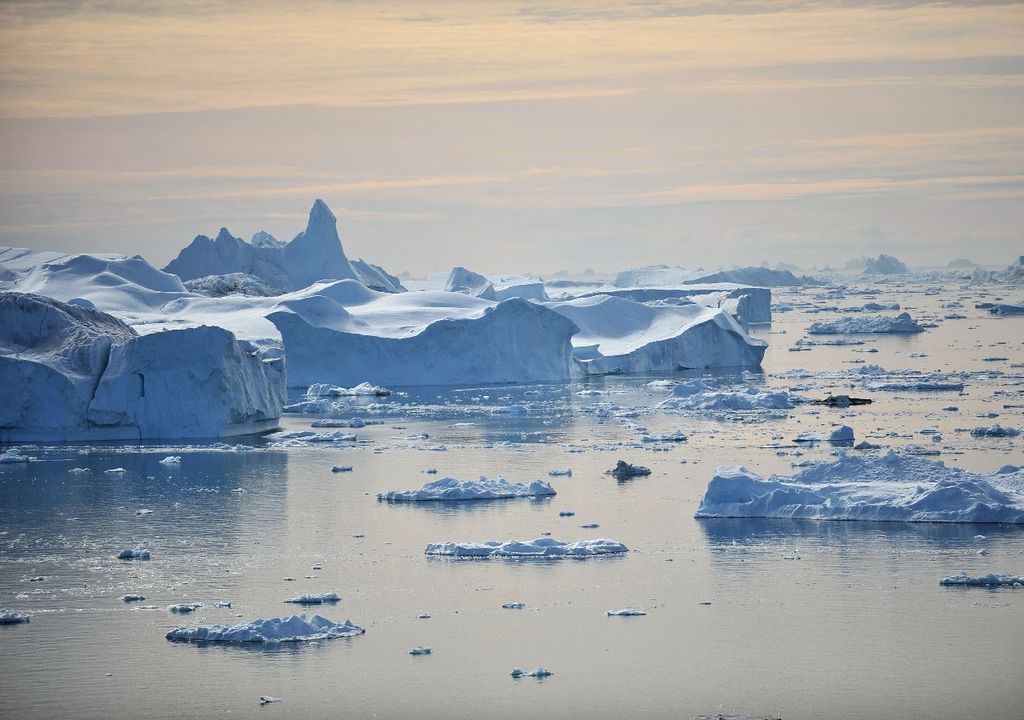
2 208 1024 720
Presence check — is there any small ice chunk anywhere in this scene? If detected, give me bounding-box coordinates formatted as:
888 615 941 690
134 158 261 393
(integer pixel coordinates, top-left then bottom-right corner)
609 460 651 479
0 608 32 624
214 601 232 608
511 667 553 678
168 603 202 613
548 469 572 477
558 511 576 517
425 537 628 558
259 696 282 705
828 425 855 443
158 456 181 465
104 468 127 474
379 476 555 502
502 602 525 609
117 545 151 560
409 646 432 655
0 448 31 463
330 465 353 473
606 608 646 616
166 614 366 643
939 572 1024 587
121 594 146 602
135 508 154 516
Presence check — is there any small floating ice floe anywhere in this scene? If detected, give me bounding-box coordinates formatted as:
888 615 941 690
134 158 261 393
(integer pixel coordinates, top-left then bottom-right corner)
642 431 688 443
606 608 646 616
548 469 572 477
158 456 181 465
807 313 924 334
0 448 31 463
971 425 1020 438
828 425 855 443
0 608 31 624
378 477 555 502
409 646 432 655
609 460 651 480
417 613 430 619
104 468 127 474
330 465 353 473
166 614 366 643
283 592 340 605
502 602 525 609
135 508 154 516
168 603 202 614
214 601 232 608
939 572 1024 587
121 594 146 603
259 696 282 705
558 510 575 517
425 537 628 558
117 545 151 560
580 523 599 529
28 576 45 582
511 667 552 678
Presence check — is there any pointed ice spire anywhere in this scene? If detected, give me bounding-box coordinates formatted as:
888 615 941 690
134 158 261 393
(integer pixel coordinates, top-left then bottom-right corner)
283 199 357 287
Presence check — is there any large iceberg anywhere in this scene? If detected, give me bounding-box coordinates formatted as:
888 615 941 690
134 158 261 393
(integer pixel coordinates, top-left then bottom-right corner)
547 295 766 374
425 537 629 557
268 286 579 387
164 200 400 293
0 293 284 441
166 614 365 643
687 267 818 287
694 453 1024 523
576 285 773 325
378 477 556 502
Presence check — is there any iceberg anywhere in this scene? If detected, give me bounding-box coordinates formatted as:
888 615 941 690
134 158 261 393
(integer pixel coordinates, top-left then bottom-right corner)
511 667 553 678
444 266 496 300
0 293 285 441
409 646 432 655
687 267 818 287
0 608 31 624
166 614 365 643
547 295 766 374
117 545 151 560
424 537 629 557
0 447 31 463
807 312 924 334
283 592 340 604
269 289 579 387
378 477 556 502
695 453 1024 523
657 380 793 411
939 573 1024 587
609 461 651 479
606 608 646 616
183 272 282 298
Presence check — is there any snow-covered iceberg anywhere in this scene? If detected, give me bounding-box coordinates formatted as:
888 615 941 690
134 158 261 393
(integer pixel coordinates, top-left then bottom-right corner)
379 477 556 502
0 293 285 441
694 453 1024 523
808 312 924 334
424 537 629 557
166 614 365 643
269 287 579 387
547 295 766 374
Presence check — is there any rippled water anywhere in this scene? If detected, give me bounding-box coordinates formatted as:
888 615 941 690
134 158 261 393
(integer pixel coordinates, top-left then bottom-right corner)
2 279 1022 719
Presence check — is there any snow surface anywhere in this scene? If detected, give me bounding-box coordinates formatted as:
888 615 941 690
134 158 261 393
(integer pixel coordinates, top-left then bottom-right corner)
807 312 924 334
165 614 365 643
424 537 629 557
379 477 556 502
695 453 1024 523
547 295 765 373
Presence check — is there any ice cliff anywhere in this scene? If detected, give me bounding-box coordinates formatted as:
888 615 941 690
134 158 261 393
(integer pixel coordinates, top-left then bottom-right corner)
0 293 284 441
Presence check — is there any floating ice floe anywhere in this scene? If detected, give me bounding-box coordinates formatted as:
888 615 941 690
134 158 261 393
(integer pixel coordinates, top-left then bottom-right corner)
548 469 572 476
807 312 924 334
939 573 1024 587
104 468 127 474
378 477 556 502
259 696 283 705
267 430 357 443
168 603 202 614
0 448 31 463
511 667 553 678
694 452 1024 523
306 382 390 398
607 608 646 616
502 602 525 609
117 545 151 560
166 614 365 643
642 431 688 443
283 592 340 604
657 380 793 411
0 608 31 624
158 456 181 465
828 425 855 443
409 646 432 655
425 537 629 558
970 425 1020 438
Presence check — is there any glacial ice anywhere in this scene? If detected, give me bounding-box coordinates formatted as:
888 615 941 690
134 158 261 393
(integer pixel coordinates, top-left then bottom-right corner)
165 614 366 643
424 537 629 557
547 295 766 373
0 608 31 624
0 293 285 441
695 453 1024 523
807 312 924 334
378 477 556 502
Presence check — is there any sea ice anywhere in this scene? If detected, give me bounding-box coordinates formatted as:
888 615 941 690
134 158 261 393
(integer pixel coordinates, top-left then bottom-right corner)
166 614 365 643
424 537 629 557
695 453 1024 523
939 573 1024 587
378 477 556 502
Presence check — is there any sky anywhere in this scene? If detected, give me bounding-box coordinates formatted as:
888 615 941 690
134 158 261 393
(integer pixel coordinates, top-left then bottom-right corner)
0 0 1022 276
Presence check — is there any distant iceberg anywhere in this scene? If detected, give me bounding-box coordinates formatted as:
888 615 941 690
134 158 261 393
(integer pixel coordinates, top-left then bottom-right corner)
808 312 924 334
657 380 792 411
166 614 365 643
425 537 628 557
379 477 556 502
695 452 1024 523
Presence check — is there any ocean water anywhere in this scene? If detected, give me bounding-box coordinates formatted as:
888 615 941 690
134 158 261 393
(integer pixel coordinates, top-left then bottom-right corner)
1 277 1022 719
